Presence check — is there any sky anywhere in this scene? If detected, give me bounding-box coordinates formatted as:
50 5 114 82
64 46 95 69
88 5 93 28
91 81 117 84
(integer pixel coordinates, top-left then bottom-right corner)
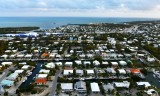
0 0 160 18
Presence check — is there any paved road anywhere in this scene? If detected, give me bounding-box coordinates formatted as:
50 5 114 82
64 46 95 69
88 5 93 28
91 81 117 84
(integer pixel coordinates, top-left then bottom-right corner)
48 70 61 96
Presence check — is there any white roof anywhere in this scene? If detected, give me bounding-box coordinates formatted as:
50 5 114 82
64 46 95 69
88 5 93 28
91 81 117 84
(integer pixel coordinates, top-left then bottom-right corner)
61 83 73 90
12 50 17 53
137 54 145 57
45 62 55 68
65 62 73 65
76 70 84 74
90 82 100 92
1 55 8 58
22 65 29 69
63 70 73 75
24 54 32 58
17 54 24 58
37 74 48 78
15 70 24 74
84 61 91 65
49 53 56 57
55 62 62 66
65 54 71 57
39 69 50 74
5 50 11 53
145 89 156 95
119 61 127 66
79 54 85 57
118 69 126 74
114 81 130 88
7 73 18 80
75 60 82 65
147 57 155 62
136 82 151 87
10 54 16 57
19 62 27 65
102 61 108 65
87 54 93 57
86 70 94 74
111 62 118 65
93 60 100 65
56 54 61 58
34 50 39 52
1 62 13 66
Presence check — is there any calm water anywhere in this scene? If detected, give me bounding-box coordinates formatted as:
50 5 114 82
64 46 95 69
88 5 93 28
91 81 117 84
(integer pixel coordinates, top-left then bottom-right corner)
19 61 43 88
0 17 159 29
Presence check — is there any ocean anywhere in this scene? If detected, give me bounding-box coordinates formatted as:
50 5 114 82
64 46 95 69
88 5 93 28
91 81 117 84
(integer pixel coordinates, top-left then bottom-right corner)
0 17 159 29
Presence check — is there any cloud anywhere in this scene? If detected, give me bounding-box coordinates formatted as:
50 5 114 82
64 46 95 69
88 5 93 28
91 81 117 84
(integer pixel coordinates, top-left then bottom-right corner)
0 0 160 17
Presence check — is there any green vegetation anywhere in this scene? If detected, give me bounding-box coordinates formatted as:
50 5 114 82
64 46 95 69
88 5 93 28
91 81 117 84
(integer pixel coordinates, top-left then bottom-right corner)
0 41 8 55
0 27 39 34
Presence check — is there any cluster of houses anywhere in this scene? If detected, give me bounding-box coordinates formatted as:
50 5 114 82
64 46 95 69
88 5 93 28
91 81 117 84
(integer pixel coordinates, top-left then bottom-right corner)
0 62 31 87
60 80 158 95
0 22 160 96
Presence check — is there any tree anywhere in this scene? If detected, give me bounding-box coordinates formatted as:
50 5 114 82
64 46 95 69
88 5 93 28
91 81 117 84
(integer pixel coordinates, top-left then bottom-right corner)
140 68 148 76
4 91 8 96
131 75 141 82
55 64 60 70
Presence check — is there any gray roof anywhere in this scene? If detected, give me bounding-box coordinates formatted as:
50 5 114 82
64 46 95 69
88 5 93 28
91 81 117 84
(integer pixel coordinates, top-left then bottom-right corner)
74 81 86 90
103 83 114 91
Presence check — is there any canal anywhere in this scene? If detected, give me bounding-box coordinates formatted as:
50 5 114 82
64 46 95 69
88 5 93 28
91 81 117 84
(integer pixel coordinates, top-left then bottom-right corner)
145 73 160 89
19 61 44 88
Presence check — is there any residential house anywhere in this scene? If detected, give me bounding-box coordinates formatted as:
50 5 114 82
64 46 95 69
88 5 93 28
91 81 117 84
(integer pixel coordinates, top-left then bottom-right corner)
76 70 84 76
93 60 100 66
37 74 48 78
118 69 126 74
1 62 13 66
41 53 49 58
106 68 116 74
61 83 73 92
65 62 73 67
63 70 73 76
136 82 151 88
103 83 114 92
75 60 82 65
21 65 30 70
111 62 118 67
74 81 86 93
7 73 18 81
0 79 14 87
114 81 130 88
119 61 127 66
35 78 46 85
45 62 55 68
90 82 100 93
39 69 50 74
86 70 94 75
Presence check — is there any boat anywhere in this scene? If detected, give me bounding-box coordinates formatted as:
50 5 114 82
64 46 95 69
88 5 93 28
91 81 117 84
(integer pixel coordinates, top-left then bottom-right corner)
23 77 27 82
153 74 156 78
22 80 25 82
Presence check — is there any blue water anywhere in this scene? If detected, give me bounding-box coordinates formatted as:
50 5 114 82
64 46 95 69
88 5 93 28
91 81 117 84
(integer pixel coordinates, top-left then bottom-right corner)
0 17 159 29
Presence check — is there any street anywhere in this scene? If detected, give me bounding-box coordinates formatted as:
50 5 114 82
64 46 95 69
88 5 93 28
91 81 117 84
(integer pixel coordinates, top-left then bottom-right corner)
48 70 62 96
